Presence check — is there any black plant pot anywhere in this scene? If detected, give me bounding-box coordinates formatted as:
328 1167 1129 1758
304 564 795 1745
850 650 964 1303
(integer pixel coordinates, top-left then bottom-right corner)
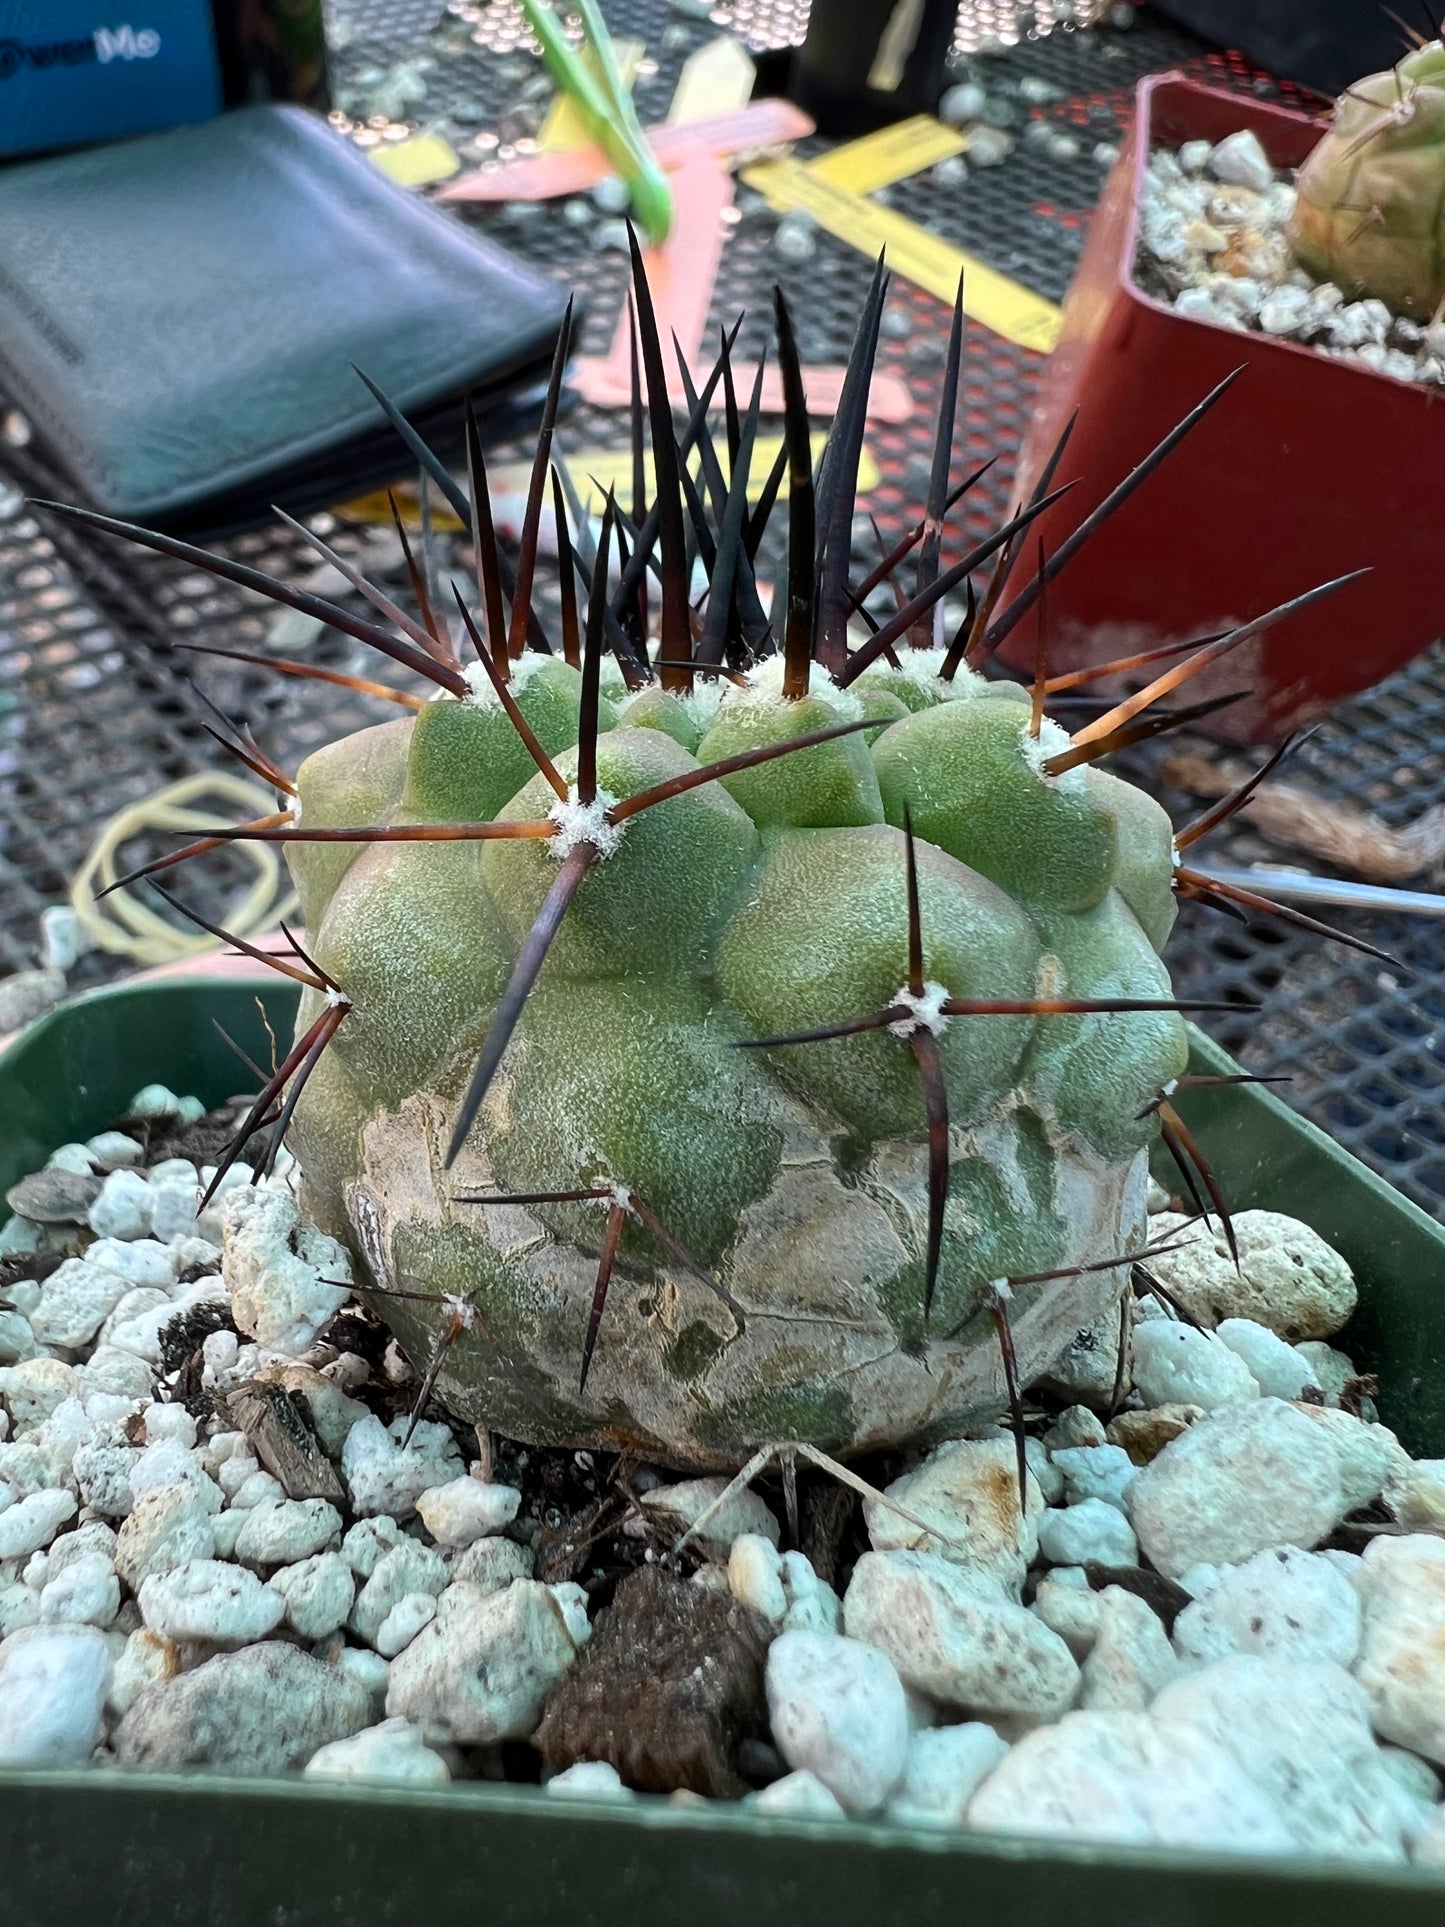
787 0 958 136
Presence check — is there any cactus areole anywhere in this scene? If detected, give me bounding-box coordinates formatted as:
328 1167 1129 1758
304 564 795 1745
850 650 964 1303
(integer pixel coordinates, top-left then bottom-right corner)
40 245 1369 1471
1288 38 1445 320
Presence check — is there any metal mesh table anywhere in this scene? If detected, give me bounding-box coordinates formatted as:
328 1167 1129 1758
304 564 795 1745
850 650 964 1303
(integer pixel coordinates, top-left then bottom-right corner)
3 0 1443 1219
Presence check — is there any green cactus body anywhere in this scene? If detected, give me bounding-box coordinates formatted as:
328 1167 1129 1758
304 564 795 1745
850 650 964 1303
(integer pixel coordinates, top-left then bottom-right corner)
288 661 1181 1468
1288 39 1445 318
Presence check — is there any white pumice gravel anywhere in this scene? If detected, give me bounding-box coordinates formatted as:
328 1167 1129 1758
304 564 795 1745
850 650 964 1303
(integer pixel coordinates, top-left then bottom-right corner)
886 1723 1009 1827
635 1475 780 1552
1130 1321 1260 1411
545 1759 635 1803
765 1630 910 1814
862 1436 1043 1595
0 1625 112 1764
967 1709 1295 1852
2 1110 1441 1863
1172 1546 1362 1668
1078 1586 1177 1712
1128 1398 1347 1578
1037 1498 1139 1570
414 1476 520 1547
845 1551 1079 1718
303 1715 451 1785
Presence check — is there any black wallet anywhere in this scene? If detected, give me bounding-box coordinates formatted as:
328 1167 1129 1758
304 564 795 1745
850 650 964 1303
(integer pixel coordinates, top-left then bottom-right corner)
0 104 570 537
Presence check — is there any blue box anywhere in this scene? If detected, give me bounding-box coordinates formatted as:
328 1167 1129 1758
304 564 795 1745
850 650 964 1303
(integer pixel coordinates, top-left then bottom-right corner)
0 2 224 158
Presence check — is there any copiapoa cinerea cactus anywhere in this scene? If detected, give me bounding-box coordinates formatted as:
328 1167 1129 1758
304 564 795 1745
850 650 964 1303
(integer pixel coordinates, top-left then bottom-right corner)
40 240 1378 1483
1288 33 1445 320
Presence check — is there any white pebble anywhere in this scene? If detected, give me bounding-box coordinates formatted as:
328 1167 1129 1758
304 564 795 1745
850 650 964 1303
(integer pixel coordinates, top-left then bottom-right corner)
85 1132 143 1170
638 1475 779 1553
1037 1499 1139 1569
148 1181 201 1245
1216 1319 1320 1398
1355 1535 1445 1764
234 1498 342 1566
1178 138 1211 173
87 1169 153 1241
267 1551 356 1640
37 1551 120 1629
305 1714 450 1785
1050 1444 1137 1512
375 1590 438 1657
138 1558 286 1646
1298 1405 1409 1511
588 172 631 215
385 1579 583 1745
844 1550 1079 1718
765 1629 910 1814
1144 1211 1355 1339
750 1769 845 1818
340 1414 463 1520
1128 1398 1346 1579
106 1627 181 1718
729 1533 786 1622
342 1514 407 1577
0 1357 78 1431
886 1722 1009 1827
0 1626 112 1764
1131 1322 1259 1411
1155 1655 1412 1860
414 1476 520 1548
1031 1569 1102 1659
1174 1546 1362 1667
546 1759 634 1803
1207 129 1273 192
222 1188 350 1357
967 1708 1292 1851
864 1435 1043 1595
350 1541 448 1648
1079 1586 1176 1711
939 81 986 125
29 1259 137 1351
0 1488 76 1560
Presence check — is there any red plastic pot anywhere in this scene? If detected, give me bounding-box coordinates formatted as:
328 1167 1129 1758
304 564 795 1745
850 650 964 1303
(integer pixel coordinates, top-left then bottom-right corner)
1000 73 1445 744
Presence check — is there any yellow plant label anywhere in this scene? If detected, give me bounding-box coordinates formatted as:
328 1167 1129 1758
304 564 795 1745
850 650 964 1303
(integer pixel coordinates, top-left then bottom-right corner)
742 156 1062 354
564 436 880 512
538 39 644 152
368 133 462 187
667 36 756 126
807 115 965 194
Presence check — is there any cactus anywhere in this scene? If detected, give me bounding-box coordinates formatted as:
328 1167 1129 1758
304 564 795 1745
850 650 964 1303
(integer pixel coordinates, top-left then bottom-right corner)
40 246 1375 1476
1288 37 1445 320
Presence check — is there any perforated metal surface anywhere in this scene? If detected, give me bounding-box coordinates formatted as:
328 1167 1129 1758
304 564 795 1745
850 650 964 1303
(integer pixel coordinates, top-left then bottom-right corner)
2 0 1443 1220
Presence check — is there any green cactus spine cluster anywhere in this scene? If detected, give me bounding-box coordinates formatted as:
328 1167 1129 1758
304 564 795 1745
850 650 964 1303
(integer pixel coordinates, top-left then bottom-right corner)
42 246 1358 1473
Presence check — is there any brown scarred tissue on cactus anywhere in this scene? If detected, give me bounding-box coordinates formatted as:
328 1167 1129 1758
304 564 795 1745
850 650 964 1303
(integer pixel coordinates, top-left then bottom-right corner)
39 239 1377 1489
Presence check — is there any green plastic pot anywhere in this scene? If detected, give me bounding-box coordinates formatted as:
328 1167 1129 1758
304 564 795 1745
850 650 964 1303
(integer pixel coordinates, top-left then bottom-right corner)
2 977 1444 1926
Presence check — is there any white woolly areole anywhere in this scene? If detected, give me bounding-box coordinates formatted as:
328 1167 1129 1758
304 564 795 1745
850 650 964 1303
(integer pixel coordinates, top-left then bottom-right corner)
985 1277 1013 1304
288 794 302 824
547 786 624 859
604 1181 635 1213
857 646 985 705
452 650 552 706
1020 714 1086 793
721 654 862 720
678 677 729 732
441 1294 479 1331
886 981 951 1038
324 987 351 1011
1171 838 1182 868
